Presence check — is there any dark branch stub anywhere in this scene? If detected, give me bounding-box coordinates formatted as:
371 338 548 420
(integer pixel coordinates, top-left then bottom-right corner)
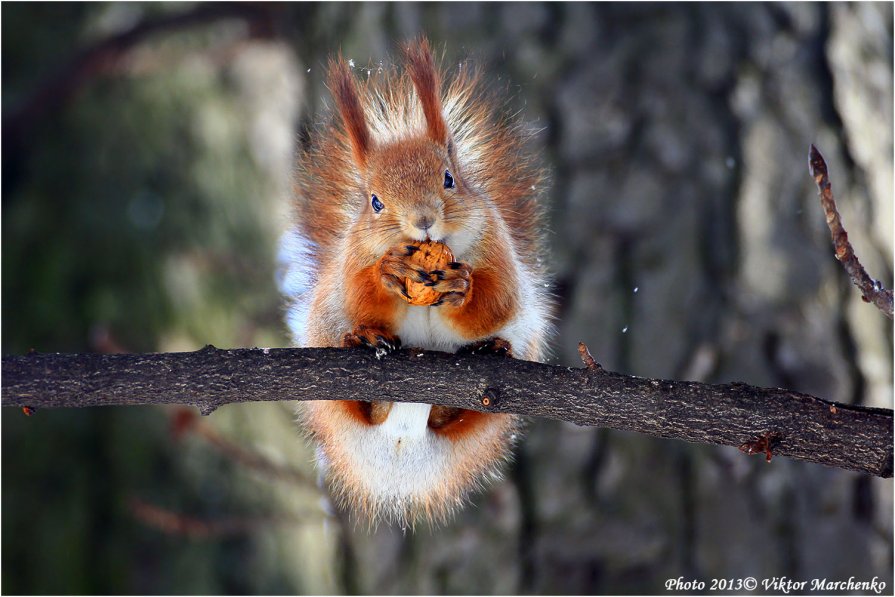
2 345 892 478
808 145 893 319
577 342 604 372
198 403 219 417
739 431 783 463
482 388 501 408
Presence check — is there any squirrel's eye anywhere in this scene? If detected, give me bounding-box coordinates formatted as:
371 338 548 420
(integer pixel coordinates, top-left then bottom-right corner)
443 170 455 189
371 194 384 213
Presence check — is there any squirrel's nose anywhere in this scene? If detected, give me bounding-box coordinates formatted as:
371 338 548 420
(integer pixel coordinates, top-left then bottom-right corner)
413 215 435 233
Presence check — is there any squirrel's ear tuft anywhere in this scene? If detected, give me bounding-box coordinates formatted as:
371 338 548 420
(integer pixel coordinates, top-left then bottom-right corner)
327 55 372 168
404 37 449 146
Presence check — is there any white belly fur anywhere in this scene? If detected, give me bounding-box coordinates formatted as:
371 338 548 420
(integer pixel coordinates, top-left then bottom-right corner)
397 284 548 359
397 305 466 352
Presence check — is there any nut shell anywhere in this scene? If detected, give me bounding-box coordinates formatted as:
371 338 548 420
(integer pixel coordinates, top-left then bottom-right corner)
402 241 454 306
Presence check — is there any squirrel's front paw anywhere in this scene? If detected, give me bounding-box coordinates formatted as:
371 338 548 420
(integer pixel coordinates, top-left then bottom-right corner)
342 325 402 352
380 244 430 301
428 261 472 307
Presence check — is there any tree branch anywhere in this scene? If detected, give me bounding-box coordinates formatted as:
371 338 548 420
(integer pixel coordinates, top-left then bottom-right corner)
3 345 892 478
809 144 893 318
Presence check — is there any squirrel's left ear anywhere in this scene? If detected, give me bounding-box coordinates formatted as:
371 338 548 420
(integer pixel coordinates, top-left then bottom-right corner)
404 37 449 147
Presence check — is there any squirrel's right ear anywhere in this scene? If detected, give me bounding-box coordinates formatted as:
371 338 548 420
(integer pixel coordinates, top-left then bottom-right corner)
327 56 372 168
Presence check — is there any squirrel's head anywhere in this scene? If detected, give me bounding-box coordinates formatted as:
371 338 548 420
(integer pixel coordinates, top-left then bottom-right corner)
328 39 482 257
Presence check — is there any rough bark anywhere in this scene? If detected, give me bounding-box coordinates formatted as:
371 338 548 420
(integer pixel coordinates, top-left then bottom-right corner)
3 346 892 477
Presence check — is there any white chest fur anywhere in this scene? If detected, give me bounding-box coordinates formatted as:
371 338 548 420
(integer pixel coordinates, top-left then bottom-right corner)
397 306 466 352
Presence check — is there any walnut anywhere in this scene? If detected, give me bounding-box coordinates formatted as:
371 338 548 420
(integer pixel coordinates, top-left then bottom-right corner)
402 240 454 306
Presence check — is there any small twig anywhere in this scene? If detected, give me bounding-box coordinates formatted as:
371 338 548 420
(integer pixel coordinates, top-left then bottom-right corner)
739 431 783 463
577 342 603 372
808 145 893 319
128 496 315 538
169 408 316 489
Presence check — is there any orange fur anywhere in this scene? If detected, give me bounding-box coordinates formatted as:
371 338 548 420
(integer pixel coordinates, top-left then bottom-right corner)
428 406 490 442
443 225 519 338
445 267 517 338
341 400 392 426
340 400 371 426
344 257 404 331
327 56 373 168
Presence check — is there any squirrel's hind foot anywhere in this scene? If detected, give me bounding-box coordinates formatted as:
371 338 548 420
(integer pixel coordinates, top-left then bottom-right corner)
457 337 513 358
343 325 402 353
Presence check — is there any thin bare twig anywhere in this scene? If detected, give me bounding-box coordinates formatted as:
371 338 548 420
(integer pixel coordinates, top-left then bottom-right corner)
808 144 893 319
169 407 316 488
128 496 315 538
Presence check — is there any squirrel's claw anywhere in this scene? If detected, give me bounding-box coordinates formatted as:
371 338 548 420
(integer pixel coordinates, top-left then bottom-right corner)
380 246 429 296
430 291 466 308
457 337 513 358
381 274 412 301
375 335 400 351
426 276 469 293
343 325 402 353
427 262 472 305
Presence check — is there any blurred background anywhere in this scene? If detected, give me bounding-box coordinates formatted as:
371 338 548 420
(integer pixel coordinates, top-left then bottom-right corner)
2 2 892 594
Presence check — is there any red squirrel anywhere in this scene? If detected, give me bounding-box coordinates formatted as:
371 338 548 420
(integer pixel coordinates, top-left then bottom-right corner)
281 38 552 525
